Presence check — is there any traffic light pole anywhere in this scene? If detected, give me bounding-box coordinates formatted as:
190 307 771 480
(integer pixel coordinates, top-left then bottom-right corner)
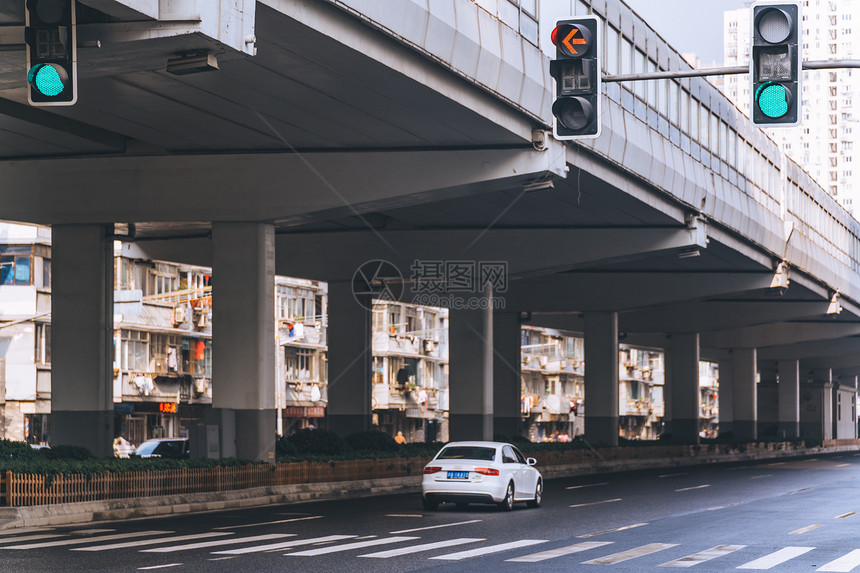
603 59 860 83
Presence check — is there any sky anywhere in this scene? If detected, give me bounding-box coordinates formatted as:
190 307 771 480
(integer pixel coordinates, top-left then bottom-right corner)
540 0 749 66
623 0 748 64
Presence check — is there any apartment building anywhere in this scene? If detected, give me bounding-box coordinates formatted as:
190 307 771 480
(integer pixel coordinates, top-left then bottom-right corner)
724 0 860 213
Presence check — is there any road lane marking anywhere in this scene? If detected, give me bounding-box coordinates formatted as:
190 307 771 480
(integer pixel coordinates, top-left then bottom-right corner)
819 549 860 572
658 473 688 478
708 502 746 511
213 535 357 555
0 530 172 550
208 557 235 561
73 532 233 551
578 523 648 538
286 536 419 556
137 565 182 571
566 482 610 489
570 498 622 508
581 543 678 564
805 458 819 463
836 512 856 519
675 485 710 492
788 523 821 535
213 515 322 530
737 546 814 569
430 539 547 560
386 514 423 518
750 474 773 479
142 534 293 553
836 464 852 468
390 519 481 534
659 544 746 567
789 525 821 535
360 538 485 558
506 541 613 562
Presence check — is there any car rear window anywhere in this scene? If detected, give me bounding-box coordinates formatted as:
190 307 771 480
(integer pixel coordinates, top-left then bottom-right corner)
436 446 496 461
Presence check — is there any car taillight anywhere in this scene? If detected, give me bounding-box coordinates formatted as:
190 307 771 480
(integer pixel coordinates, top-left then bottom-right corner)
423 466 442 474
474 467 499 476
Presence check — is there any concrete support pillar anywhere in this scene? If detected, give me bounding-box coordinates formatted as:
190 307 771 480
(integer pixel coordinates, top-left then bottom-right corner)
584 312 618 446
493 312 521 438
777 359 800 439
718 358 733 437
449 284 493 441
801 368 833 440
732 348 757 441
757 366 778 437
668 333 700 442
212 222 276 462
51 225 114 457
326 281 372 437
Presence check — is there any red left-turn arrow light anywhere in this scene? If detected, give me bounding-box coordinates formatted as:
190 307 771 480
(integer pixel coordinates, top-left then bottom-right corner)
551 23 592 57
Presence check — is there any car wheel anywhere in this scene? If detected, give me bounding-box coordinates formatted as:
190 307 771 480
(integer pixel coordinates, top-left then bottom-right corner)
422 497 438 511
527 480 542 508
497 481 514 511
455 502 469 510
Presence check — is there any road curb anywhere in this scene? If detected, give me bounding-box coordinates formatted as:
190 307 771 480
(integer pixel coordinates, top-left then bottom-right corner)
1 444 857 529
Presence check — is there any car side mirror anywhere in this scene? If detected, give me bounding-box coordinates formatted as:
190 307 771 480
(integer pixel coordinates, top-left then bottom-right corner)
527 458 537 466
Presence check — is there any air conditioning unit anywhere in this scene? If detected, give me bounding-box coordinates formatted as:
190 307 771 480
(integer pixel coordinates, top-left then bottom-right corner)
422 339 435 353
173 306 187 324
197 311 209 328
539 355 548 367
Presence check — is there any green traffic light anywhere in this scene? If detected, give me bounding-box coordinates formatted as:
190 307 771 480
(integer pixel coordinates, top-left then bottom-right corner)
27 63 67 97
755 81 789 118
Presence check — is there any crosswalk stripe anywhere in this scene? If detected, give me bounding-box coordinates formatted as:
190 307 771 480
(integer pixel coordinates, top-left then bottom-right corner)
818 549 860 572
0 530 172 550
506 541 613 563
676 485 710 492
581 543 678 564
737 546 814 569
836 512 856 519
429 539 547 560
141 534 293 553
0 534 63 543
0 527 54 536
137 564 182 570
213 515 323 530
659 544 747 567
359 537 485 558
72 532 233 551
212 535 357 555
578 523 648 538
286 536 419 556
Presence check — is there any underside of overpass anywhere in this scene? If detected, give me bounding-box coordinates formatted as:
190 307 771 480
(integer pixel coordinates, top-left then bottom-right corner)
0 0 858 457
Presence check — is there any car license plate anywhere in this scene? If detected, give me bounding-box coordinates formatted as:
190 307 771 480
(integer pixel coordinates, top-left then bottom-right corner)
447 471 469 479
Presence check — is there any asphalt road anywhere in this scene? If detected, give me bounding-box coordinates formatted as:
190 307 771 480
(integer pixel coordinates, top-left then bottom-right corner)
2 451 860 572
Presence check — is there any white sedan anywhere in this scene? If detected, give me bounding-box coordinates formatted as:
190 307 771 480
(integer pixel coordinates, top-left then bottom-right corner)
421 441 542 511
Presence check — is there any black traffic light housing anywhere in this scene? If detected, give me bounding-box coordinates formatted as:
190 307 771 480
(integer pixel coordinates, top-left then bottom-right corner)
25 0 77 106
549 17 601 140
751 1 801 126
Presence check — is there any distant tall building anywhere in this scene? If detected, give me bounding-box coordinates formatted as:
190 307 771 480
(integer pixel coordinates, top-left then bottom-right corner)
724 0 860 214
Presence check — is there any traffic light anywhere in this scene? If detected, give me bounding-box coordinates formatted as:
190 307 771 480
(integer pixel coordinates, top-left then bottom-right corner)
25 0 77 106
750 1 801 126
549 17 601 140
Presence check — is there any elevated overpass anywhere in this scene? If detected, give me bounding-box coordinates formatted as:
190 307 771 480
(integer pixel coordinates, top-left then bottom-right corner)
0 0 857 458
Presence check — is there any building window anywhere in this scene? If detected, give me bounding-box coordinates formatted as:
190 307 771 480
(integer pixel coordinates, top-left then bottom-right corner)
0 255 31 285
42 258 51 288
285 347 315 382
147 263 177 297
182 337 211 376
121 330 149 372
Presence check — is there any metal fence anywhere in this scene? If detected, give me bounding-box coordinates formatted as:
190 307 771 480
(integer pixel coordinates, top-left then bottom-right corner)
2 457 429 507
